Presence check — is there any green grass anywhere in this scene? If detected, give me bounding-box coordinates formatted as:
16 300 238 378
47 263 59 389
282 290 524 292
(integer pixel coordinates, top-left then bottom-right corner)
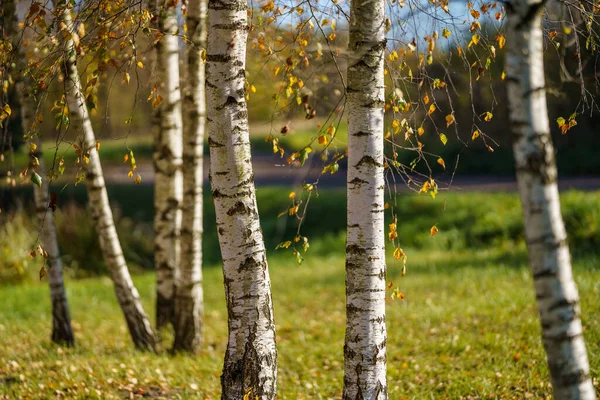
3 187 600 278
3 121 349 172
1 249 599 398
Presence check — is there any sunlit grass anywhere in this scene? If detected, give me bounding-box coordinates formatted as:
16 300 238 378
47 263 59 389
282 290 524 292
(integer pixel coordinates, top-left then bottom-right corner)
1 249 599 399
5 120 349 172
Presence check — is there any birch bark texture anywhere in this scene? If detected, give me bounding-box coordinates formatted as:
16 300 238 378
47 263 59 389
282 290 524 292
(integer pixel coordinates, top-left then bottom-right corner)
11 0 75 345
173 0 206 353
505 1 596 398
30 136 75 346
60 7 157 351
206 1 277 397
344 1 388 398
150 0 184 331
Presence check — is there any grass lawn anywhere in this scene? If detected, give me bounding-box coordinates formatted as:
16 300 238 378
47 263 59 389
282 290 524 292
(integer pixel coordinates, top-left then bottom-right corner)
4 120 349 171
1 248 599 399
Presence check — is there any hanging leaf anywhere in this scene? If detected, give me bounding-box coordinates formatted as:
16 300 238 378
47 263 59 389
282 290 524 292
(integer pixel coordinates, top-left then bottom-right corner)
437 157 446 169
439 133 448 145
393 247 405 260
496 34 506 49
31 172 42 188
430 225 439 237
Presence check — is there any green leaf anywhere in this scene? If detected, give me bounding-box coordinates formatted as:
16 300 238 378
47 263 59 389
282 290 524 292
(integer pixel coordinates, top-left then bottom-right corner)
300 147 312 166
31 172 42 188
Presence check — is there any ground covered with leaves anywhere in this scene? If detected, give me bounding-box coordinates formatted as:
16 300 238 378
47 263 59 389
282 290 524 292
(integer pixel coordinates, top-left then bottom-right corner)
1 247 599 399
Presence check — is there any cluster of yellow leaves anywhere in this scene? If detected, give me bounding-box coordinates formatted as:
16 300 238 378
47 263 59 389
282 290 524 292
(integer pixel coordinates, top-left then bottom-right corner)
0 104 11 128
557 113 577 135
387 281 405 300
419 178 438 199
388 219 398 241
124 150 141 184
147 87 162 108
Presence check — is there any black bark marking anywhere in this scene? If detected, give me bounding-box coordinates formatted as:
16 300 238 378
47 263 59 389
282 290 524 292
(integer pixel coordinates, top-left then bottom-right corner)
226 201 250 216
356 155 383 168
349 177 369 185
346 245 367 255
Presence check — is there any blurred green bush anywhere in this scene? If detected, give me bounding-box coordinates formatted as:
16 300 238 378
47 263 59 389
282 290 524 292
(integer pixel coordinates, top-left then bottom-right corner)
1 187 598 284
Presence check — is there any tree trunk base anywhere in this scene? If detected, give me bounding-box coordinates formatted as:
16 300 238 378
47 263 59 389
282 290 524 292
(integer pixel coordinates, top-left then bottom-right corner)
172 294 203 353
51 297 74 346
156 293 175 331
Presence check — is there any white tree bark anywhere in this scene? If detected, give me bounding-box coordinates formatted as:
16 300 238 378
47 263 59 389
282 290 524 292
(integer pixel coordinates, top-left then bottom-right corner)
31 131 76 347
173 0 206 353
150 0 184 331
343 0 388 398
206 1 277 397
9 0 75 346
505 1 596 398
60 7 157 351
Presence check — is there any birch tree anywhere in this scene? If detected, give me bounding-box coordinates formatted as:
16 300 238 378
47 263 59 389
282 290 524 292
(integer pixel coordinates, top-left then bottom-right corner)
206 0 277 397
150 0 184 331
343 0 388 398
29 125 75 346
59 6 157 351
173 0 206 353
5 0 75 346
505 1 596 398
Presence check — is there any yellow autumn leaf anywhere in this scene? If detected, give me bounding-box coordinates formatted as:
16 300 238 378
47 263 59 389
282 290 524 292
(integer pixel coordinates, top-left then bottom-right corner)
439 133 447 145
430 225 439 237
289 191 296 199
152 94 163 108
417 126 424 136
427 104 436 115
393 247 405 260
496 34 506 49
472 130 480 140
437 157 446 169
445 114 455 127
469 34 480 48
137 61 144 68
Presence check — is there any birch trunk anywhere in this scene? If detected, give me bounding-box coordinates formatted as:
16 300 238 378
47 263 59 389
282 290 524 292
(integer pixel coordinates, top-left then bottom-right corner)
206 1 277 397
172 0 206 353
150 0 184 331
30 127 76 346
60 8 157 351
9 0 75 345
505 1 596 398
343 0 388 398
